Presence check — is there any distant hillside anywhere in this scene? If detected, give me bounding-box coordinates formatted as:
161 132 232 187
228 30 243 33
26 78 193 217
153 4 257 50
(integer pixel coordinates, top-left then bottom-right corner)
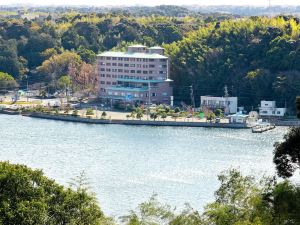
188 5 300 16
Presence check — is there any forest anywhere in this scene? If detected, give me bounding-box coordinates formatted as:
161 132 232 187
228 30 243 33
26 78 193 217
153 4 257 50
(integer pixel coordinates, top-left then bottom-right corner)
0 8 300 111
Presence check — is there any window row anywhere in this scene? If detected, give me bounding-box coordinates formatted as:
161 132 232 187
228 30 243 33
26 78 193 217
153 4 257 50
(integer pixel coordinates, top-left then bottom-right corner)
99 56 167 62
100 68 166 74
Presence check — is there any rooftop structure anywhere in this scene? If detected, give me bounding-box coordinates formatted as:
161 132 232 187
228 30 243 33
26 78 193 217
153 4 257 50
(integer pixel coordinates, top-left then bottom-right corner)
97 45 172 105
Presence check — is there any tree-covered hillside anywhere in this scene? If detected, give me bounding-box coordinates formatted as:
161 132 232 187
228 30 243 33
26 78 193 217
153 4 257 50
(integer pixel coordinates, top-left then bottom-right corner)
165 16 300 111
0 10 300 111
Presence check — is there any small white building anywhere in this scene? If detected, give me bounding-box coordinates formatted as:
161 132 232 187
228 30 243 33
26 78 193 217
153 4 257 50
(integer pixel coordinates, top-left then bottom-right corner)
200 96 238 114
259 100 286 117
228 112 249 124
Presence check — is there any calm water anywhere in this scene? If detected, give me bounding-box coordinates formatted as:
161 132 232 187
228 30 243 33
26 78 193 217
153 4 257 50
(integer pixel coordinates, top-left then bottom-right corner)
0 114 289 216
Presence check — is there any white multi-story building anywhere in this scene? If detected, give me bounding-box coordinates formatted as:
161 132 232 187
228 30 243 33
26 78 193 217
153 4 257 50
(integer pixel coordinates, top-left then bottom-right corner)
259 101 286 117
97 45 173 105
200 96 238 114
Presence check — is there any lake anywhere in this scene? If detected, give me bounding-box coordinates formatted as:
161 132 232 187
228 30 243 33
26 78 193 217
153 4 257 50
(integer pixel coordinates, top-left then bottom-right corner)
0 114 289 217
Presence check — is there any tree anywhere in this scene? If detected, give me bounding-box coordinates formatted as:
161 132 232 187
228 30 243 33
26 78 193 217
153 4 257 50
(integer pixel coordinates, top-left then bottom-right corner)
37 51 82 81
206 112 216 122
274 127 300 178
86 108 94 116
57 75 71 95
0 72 18 91
203 169 273 225
135 107 144 120
161 112 167 121
101 111 107 119
150 112 159 121
214 109 223 118
0 161 112 225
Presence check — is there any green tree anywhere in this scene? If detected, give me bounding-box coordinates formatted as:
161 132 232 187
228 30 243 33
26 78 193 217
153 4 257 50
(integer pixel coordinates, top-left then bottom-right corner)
274 127 300 178
0 72 18 91
57 75 71 95
214 109 223 118
0 161 113 225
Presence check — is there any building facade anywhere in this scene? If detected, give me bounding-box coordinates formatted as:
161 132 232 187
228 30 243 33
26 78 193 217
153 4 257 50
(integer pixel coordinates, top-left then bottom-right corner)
97 45 173 105
259 101 286 117
200 96 238 114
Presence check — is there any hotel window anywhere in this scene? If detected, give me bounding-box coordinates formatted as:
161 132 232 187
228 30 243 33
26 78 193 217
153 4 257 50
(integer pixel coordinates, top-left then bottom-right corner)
124 58 129 61
101 88 106 92
106 74 111 78
137 64 142 68
112 75 117 78
100 74 105 77
124 64 129 67
149 64 155 68
106 68 111 72
149 59 155 62
112 63 117 66
112 57 117 60
118 63 123 66
143 59 148 62
143 71 148 74
130 58 135 61
100 68 105 71
136 59 141 62
130 70 135 73
106 81 111 85
137 70 141 73
112 69 117 72
160 59 166 62
130 64 135 67
143 65 148 68
159 71 164 74
100 81 105 84
124 70 129 73
106 57 111 60
107 63 111 66
149 71 153 74
112 82 117 85
100 57 104 60
118 57 123 61
118 69 123 72
100 62 105 65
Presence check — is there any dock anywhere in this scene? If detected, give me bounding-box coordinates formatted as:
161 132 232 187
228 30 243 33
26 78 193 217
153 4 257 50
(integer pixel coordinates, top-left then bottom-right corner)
251 124 276 133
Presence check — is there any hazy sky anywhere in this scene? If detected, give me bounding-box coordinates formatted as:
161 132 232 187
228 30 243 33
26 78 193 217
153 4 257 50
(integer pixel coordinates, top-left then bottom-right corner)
1 0 300 6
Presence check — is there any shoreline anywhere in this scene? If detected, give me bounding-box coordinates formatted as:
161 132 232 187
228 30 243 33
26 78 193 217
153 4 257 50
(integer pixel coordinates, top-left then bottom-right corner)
1 110 299 128
23 112 250 129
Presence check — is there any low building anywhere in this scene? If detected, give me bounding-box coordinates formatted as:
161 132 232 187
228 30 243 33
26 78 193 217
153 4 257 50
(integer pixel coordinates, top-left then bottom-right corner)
97 45 173 105
200 96 238 114
228 112 249 124
259 101 286 117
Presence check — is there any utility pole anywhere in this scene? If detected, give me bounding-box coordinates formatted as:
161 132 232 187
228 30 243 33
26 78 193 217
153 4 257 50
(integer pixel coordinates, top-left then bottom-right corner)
224 85 229 115
190 85 195 110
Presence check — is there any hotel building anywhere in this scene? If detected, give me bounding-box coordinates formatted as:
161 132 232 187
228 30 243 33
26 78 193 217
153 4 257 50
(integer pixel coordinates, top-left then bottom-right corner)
97 45 173 105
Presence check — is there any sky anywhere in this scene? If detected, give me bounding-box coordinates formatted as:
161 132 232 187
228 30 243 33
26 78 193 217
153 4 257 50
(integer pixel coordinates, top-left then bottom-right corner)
1 0 300 6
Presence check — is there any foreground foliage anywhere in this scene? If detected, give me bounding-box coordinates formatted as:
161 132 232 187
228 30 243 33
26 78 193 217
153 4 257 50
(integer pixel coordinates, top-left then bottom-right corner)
0 161 113 225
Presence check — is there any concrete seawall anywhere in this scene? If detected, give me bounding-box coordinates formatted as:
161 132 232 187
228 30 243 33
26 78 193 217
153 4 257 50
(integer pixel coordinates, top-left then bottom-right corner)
24 113 250 129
